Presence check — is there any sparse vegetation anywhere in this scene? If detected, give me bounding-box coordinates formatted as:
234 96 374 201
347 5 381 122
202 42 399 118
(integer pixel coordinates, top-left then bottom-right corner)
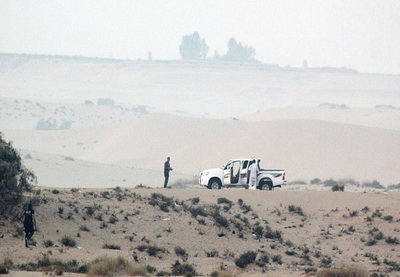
103 243 121 250
234 251 257 268
175 246 188 260
288 205 304 216
87 256 147 276
316 264 369 277
43 240 54 247
385 236 399 245
171 260 197 277
205 249 219 257
61 236 76 247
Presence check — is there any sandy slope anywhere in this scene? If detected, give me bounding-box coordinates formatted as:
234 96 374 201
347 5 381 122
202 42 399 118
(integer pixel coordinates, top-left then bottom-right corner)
0 188 399 276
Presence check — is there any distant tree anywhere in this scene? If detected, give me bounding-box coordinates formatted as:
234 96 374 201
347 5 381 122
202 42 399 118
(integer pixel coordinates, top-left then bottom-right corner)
0 133 36 214
179 32 209 60
222 37 257 63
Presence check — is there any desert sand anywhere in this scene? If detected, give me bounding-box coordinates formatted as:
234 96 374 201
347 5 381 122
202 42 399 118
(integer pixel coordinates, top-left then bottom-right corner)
1 54 400 276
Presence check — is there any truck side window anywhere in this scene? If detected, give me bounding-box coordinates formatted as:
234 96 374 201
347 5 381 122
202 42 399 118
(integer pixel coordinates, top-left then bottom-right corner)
242 160 248 169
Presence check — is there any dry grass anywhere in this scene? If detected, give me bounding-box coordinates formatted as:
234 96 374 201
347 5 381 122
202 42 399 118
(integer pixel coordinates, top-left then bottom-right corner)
87 256 147 276
316 264 369 277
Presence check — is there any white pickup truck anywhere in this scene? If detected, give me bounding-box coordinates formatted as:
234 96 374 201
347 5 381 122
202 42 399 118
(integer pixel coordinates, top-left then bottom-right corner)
199 159 286 190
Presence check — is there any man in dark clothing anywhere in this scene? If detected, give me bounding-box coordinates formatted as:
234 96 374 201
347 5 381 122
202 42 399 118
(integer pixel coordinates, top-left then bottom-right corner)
23 203 36 247
164 157 173 188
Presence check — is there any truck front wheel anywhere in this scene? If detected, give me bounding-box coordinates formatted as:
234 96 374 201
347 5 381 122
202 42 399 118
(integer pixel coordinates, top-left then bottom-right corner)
208 178 222 190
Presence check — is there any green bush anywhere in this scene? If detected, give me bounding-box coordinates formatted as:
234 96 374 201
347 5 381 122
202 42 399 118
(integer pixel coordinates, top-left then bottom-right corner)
0 133 36 214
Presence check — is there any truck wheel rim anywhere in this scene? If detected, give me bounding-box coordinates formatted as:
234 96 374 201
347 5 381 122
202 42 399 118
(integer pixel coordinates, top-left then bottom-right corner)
211 182 219 189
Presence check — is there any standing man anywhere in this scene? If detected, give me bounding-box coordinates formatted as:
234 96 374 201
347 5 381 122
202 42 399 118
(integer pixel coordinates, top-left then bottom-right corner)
247 159 259 190
164 157 173 188
23 203 36 247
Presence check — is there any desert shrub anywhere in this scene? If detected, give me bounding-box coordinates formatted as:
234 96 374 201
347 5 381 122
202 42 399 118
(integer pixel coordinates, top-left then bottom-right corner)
349 210 358 217
388 183 400 190
212 212 229 228
264 226 282 240
145 265 157 274
253 225 264 239
0 264 9 274
383 258 400 271
211 271 237 277
289 180 307 185
366 238 377 246
108 215 118 224
0 133 36 214
362 180 385 189
369 228 384 240
323 179 338 187
372 209 383 218
189 207 207 217
320 256 332 267
191 197 200 205
272 255 282 264
52 189 60 194
61 236 76 247
288 205 304 216
88 256 146 276
175 246 188 260
385 236 399 245
80 225 90 232
383 215 393 222
217 197 233 206
137 244 166 257
171 260 197 276
310 178 322 184
256 253 269 267
240 204 252 214
43 240 54 247
85 206 95 216
103 243 121 250
331 184 344 191
285 250 296 256
234 251 257 268
36 118 72 131
97 98 115 106
205 249 219 257
316 264 369 277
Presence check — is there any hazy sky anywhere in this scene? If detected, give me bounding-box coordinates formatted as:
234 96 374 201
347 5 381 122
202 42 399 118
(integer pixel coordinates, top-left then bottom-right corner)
1 0 400 74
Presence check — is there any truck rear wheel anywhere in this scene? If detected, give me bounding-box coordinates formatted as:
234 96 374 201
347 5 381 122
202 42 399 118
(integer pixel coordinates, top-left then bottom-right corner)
208 178 222 190
259 180 273 191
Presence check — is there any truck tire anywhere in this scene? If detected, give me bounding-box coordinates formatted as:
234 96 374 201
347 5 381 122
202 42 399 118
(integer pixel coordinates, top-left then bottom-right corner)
259 179 273 191
208 178 222 190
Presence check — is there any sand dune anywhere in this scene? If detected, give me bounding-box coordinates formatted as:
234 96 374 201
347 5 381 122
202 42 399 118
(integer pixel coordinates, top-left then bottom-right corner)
4 113 400 186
